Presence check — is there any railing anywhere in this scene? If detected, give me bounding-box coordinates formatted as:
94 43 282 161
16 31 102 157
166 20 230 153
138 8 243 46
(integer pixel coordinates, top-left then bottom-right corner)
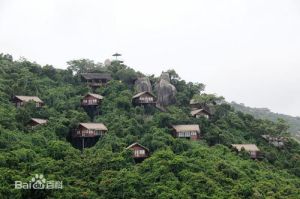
133 150 147 158
81 102 99 106
133 154 148 158
86 81 108 87
73 130 105 137
137 99 156 104
87 82 102 86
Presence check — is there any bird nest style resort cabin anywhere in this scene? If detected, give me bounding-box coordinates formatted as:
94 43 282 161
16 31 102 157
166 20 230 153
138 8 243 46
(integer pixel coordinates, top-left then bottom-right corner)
81 93 104 120
126 142 150 163
190 109 211 119
12 95 44 108
74 123 107 138
132 91 157 106
172 124 201 140
190 99 203 110
72 123 108 150
81 93 103 106
29 118 48 129
231 144 260 159
81 73 112 88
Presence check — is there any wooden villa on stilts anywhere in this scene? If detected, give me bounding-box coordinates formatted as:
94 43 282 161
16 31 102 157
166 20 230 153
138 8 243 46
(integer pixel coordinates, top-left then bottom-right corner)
81 93 104 120
126 142 150 163
12 95 44 108
73 123 108 150
190 99 202 110
132 91 156 106
172 124 201 141
190 109 211 119
81 73 112 89
29 118 48 129
81 93 103 106
231 144 261 159
190 99 214 115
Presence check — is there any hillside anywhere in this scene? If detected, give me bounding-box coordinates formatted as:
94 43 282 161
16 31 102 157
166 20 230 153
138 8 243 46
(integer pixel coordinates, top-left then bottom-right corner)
231 102 300 141
0 53 300 198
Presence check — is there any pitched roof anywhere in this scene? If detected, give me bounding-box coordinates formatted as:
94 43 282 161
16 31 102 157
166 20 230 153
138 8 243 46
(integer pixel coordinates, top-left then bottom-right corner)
132 91 156 99
126 142 149 151
31 118 48 124
190 109 210 116
231 144 260 152
86 93 104 100
81 73 112 80
79 123 108 131
172 124 200 132
15 96 43 103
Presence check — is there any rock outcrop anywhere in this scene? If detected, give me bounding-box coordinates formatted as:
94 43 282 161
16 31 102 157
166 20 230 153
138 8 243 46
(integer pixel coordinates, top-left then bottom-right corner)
155 72 177 106
104 59 111 66
134 77 152 93
160 72 171 82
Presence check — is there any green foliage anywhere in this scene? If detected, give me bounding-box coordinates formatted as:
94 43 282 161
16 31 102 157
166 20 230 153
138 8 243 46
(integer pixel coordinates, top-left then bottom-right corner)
0 54 299 198
115 68 138 86
67 59 104 74
231 102 300 141
192 93 225 106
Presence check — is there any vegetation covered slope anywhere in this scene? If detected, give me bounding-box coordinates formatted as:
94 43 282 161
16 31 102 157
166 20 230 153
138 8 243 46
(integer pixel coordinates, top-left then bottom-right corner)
231 102 300 141
0 53 300 199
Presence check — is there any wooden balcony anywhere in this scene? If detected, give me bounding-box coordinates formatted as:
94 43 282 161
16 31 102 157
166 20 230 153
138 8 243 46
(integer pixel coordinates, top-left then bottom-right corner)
73 130 105 138
133 150 148 158
133 153 148 158
87 82 102 87
81 101 99 106
138 100 156 104
86 81 108 87
134 98 156 105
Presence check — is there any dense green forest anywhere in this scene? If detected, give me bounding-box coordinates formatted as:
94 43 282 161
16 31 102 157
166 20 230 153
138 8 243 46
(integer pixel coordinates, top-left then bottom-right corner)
231 102 300 142
0 53 300 198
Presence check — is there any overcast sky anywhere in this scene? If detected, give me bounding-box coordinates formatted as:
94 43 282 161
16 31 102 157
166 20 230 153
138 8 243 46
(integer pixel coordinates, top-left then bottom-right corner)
1 0 300 116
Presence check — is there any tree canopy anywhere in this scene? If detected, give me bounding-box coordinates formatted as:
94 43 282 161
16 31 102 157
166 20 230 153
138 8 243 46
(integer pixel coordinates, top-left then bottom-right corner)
0 53 299 198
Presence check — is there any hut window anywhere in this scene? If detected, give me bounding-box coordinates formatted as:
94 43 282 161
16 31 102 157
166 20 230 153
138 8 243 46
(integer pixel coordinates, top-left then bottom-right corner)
95 130 103 135
178 132 184 137
140 96 153 103
184 132 191 137
134 149 145 156
191 132 197 136
82 130 88 135
139 150 145 155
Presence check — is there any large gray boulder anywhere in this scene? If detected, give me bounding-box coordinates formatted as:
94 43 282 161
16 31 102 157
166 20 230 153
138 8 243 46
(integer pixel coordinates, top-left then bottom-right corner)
134 77 152 93
155 72 177 106
160 72 171 82
104 59 111 66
